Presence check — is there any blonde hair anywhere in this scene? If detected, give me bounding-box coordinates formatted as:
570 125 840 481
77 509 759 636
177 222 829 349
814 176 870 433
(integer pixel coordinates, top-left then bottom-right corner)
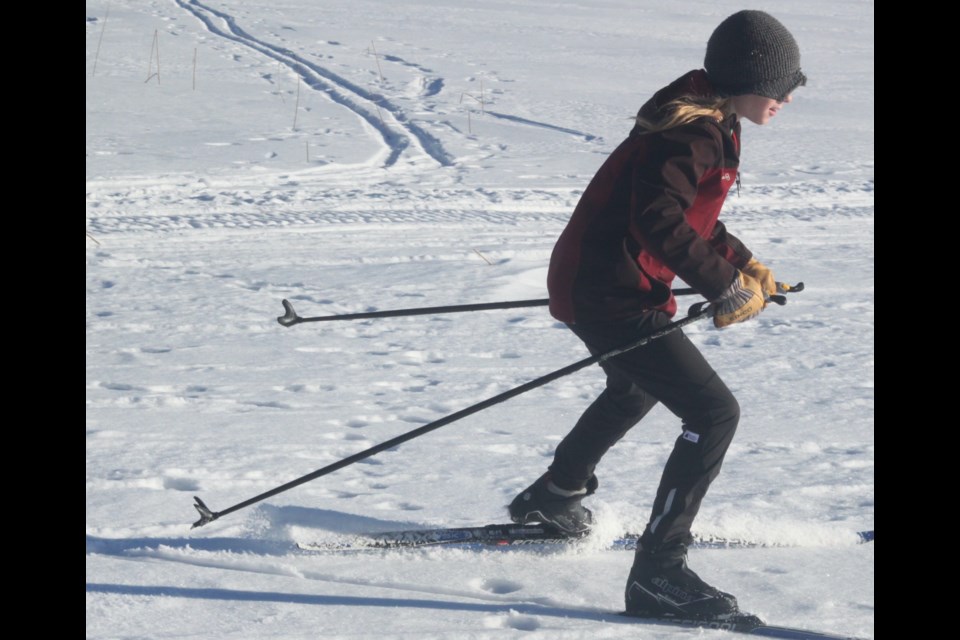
635 96 733 132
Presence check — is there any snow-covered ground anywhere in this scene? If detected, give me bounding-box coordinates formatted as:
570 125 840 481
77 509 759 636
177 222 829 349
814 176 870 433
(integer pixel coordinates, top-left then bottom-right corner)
86 1 874 638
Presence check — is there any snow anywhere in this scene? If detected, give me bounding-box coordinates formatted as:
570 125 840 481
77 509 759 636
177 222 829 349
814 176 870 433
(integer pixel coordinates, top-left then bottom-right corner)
86 1 874 638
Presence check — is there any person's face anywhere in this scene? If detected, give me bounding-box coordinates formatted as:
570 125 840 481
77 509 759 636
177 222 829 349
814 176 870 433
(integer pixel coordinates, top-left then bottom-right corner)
730 93 792 125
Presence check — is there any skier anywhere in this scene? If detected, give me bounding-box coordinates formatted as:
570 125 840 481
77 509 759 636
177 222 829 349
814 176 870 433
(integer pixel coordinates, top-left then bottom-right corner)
507 10 806 621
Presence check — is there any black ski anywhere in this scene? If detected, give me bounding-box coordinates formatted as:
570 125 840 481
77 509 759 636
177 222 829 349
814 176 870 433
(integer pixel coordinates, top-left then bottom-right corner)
618 612 866 639
297 523 874 551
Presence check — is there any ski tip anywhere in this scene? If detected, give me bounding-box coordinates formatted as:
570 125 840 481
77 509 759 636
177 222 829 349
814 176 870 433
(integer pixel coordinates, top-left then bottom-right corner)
277 299 300 327
857 530 874 543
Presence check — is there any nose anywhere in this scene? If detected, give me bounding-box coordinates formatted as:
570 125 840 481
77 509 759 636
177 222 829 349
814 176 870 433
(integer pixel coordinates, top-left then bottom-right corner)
780 94 793 104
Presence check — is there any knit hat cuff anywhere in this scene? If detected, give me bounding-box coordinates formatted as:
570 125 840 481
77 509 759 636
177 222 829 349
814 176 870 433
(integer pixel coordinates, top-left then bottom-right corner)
713 69 807 101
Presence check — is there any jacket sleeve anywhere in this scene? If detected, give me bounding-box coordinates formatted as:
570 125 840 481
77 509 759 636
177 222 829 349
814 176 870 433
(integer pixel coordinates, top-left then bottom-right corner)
628 122 738 301
709 220 753 269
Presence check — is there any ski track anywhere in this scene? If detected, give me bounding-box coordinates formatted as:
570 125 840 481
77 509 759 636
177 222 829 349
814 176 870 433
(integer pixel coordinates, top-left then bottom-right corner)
89 534 604 634
87 532 865 608
86 533 872 636
94 542 567 608
85 580 634 634
175 0 453 169
87 180 873 235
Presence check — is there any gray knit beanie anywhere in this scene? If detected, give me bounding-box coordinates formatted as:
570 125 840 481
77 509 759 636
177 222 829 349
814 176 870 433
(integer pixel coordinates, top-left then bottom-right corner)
704 10 807 101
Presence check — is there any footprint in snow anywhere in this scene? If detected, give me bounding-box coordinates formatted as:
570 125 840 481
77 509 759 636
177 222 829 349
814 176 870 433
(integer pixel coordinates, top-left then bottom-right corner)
163 477 200 491
483 611 540 630
505 614 540 631
474 578 523 595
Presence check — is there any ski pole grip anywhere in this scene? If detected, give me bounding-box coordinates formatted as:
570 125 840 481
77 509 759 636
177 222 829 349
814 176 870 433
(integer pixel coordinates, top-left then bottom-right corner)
776 281 804 294
767 281 803 306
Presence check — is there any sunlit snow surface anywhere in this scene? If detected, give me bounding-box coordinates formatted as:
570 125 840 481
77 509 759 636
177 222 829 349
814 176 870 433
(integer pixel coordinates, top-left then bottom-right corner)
86 1 873 638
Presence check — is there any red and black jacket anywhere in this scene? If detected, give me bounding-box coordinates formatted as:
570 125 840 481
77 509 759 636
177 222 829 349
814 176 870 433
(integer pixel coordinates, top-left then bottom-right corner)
547 70 753 324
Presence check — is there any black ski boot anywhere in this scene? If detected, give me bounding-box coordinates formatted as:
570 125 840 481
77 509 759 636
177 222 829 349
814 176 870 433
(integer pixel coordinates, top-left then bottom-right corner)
625 539 739 621
507 473 598 534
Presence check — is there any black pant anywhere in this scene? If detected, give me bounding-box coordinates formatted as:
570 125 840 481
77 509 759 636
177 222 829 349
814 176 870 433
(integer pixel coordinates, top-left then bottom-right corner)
548 311 739 552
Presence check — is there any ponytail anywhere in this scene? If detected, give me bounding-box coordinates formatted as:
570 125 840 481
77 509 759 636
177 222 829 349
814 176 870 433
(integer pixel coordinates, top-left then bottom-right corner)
635 95 733 132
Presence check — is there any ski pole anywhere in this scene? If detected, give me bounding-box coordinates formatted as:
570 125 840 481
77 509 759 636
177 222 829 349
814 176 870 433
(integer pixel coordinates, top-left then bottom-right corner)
278 287 703 327
194 305 707 527
195 283 801 528
278 297 549 326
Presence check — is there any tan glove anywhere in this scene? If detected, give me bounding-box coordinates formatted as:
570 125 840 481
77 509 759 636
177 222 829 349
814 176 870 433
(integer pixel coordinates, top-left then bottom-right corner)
712 271 766 328
742 257 777 297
